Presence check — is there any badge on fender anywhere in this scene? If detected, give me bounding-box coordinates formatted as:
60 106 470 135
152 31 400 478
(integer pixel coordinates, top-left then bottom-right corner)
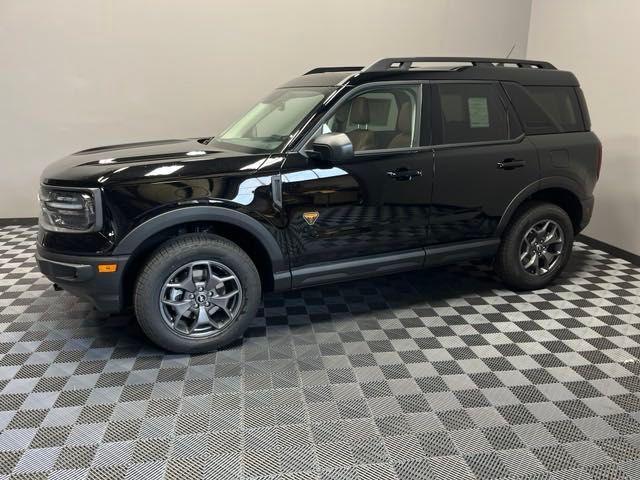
303 211 319 225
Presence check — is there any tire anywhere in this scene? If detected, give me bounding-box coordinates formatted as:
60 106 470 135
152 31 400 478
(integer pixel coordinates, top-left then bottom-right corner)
134 233 261 353
495 201 574 291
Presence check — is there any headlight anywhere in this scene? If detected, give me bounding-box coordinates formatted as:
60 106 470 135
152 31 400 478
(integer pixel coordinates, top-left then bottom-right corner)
39 186 102 233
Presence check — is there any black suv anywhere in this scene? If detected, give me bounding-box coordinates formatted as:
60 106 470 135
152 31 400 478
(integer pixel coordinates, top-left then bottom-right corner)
37 57 601 353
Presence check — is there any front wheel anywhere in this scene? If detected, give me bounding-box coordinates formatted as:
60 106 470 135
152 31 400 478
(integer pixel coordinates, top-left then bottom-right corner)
495 202 574 291
134 233 261 353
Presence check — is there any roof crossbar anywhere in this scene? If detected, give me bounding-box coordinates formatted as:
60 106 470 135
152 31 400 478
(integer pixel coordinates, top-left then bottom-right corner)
363 57 556 72
304 66 364 75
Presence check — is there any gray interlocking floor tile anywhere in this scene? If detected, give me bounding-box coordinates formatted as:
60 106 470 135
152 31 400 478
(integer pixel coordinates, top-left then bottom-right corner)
0 227 639 478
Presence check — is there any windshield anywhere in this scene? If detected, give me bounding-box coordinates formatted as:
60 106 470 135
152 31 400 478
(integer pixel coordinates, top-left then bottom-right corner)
210 87 334 153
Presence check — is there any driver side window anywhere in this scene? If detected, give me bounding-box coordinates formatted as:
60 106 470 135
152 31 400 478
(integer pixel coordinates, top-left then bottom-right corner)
313 85 420 152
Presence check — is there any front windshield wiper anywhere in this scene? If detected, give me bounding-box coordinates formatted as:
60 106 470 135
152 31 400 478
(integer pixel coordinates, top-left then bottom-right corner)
212 134 290 144
254 134 291 142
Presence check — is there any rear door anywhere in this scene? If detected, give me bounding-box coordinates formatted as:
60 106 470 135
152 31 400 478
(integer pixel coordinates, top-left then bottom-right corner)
429 81 539 244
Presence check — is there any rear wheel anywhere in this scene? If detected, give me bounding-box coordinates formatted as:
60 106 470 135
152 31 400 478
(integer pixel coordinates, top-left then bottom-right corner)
134 233 261 353
495 202 574 290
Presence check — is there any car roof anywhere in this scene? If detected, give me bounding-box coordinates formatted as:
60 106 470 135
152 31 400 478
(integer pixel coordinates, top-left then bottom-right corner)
282 57 579 88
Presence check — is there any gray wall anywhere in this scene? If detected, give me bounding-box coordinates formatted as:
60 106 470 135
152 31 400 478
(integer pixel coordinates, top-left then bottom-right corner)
0 0 531 218
528 0 640 256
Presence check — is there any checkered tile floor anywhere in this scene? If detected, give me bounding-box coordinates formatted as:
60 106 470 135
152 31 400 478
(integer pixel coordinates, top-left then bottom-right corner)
1 225 639 480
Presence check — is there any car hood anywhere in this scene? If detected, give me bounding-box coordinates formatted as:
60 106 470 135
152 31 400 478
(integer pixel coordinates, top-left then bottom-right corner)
41 138 278 186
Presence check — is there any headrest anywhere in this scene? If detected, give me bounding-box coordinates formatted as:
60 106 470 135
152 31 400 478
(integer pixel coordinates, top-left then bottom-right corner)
334 103 349 123
397 102 412 134
350 97 370 124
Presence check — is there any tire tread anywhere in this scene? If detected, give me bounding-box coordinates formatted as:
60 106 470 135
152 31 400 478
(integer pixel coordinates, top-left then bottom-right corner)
495 201 574 291
134 233 260 353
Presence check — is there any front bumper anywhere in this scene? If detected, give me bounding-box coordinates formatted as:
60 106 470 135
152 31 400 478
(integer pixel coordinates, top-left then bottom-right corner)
36 248 129 313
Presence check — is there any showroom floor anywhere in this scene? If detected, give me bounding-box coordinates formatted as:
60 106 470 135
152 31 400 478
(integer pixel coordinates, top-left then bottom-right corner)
0 225 639 480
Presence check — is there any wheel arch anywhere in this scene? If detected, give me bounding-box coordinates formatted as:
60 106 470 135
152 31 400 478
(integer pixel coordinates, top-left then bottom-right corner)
116 206 291 307
497 177 586 236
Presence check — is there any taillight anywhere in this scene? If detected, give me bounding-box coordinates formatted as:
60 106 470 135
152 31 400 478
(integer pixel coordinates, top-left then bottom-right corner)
596 142 602 179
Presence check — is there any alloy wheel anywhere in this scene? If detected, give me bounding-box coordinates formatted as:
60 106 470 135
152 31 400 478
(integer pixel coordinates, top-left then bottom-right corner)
159 260 243 337
519 219 564 276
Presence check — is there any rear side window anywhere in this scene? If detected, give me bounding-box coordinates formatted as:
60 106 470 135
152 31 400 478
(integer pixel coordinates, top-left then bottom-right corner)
432 83 515 144
502 83 584 134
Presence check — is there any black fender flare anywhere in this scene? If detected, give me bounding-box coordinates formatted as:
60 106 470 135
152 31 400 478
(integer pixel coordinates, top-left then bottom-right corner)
496 176 586 236
113 206 289 284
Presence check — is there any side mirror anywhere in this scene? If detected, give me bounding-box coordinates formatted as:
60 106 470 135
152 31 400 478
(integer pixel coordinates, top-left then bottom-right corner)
309 133 354 164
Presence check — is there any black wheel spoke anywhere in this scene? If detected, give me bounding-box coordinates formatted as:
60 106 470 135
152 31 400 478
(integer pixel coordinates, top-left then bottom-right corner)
520 219 564 276
161 298 192 320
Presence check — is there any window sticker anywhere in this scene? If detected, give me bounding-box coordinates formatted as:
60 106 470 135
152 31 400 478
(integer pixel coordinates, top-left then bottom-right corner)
468 97 489 128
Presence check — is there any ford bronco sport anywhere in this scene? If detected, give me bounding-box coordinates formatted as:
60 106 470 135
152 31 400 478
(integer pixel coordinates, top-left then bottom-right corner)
37 57 601 353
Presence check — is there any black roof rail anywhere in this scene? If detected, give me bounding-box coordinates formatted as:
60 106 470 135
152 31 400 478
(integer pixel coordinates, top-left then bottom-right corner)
363 57 556 72
305 66 364 75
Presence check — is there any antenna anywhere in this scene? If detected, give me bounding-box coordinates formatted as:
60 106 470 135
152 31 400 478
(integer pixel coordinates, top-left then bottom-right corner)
505 43 516 59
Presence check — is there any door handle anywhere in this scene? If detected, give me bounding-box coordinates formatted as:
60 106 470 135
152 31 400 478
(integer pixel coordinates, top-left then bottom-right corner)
497 158 526 170
386 168 422 181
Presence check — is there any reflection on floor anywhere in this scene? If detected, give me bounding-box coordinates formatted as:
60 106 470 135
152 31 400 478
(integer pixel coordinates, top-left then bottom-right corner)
0 225 639 479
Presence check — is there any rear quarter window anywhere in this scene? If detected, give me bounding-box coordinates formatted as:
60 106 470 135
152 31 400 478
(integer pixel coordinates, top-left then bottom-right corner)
502 83 585 134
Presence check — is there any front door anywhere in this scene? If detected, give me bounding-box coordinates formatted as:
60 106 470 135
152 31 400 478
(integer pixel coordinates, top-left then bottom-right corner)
428 82 539 244
280 83 434 282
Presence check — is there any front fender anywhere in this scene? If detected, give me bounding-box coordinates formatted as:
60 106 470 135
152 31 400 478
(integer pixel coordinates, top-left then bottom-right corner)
113 205 288 279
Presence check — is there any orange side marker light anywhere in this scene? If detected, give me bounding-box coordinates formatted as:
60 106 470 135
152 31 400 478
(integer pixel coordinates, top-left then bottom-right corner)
98 264 118 273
